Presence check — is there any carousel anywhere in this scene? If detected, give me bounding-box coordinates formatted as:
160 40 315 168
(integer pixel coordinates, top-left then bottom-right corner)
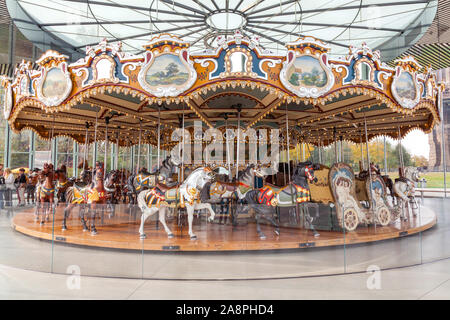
1 31 440 251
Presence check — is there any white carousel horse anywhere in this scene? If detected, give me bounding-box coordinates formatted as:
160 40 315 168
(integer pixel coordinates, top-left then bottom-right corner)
138 167 216 240
393 166 420 221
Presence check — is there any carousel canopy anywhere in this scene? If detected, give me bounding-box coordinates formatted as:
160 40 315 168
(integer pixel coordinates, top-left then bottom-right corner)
0 31 442 149
7 0 437 61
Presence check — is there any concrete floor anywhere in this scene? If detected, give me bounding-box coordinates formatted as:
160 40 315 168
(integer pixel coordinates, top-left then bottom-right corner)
0 258 449 299
0 197 449 299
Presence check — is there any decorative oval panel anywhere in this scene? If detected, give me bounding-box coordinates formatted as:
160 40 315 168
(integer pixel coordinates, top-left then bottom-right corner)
281 51 334 98
37 64 72 107
138 49 196 97
391 69 420 109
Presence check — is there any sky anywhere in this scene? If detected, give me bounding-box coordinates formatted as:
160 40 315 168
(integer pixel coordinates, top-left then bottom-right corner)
385 130 430 159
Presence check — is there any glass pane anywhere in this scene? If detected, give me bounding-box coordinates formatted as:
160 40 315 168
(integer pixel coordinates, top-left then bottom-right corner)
51 203 143 279
10 131 30 168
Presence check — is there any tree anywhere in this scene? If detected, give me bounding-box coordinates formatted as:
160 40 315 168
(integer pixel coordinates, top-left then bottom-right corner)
412 155 428 167
165 62 179 77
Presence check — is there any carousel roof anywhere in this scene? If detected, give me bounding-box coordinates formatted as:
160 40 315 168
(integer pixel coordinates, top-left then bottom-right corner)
0 32 442 149
7 0 437 61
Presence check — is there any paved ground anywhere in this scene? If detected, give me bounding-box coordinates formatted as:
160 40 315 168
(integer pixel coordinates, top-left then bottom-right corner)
0 258 449 300
0 197 448 299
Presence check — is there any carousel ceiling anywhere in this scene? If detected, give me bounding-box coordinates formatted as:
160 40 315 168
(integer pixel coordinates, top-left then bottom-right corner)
7 0 438 61
0 32 442 149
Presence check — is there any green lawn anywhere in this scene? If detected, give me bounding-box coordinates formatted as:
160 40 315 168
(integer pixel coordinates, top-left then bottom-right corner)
387 171 450 189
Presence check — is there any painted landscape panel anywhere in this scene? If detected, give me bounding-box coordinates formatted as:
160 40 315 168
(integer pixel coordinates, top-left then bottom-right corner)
287 56 327 88
145 54 189 87
395 71 416 101
42 68 68 98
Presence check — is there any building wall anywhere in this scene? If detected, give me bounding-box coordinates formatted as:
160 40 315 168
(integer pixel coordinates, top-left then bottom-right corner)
428 68 450 170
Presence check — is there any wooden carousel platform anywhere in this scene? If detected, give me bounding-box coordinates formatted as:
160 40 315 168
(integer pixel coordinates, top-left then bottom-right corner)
11 205 437 252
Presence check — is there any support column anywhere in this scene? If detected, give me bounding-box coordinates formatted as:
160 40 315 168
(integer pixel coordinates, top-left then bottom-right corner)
384 136 388 175
440 87 447 196
4 125 11 168
5 22 14 168
73 142 79 178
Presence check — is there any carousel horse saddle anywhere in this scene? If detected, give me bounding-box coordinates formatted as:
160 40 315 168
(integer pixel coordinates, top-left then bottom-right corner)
156 182 179 192
57 180 71 189
216 181 239 191
263 183 282 192
395 177 410 184
86 188 107 203
40 186 55 195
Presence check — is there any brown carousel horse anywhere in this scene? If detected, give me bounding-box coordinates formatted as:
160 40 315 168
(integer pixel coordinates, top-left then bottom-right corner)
62 161 109 234
26 169 40 204
104 169 121 204
55 164 73 205
34 163 56 225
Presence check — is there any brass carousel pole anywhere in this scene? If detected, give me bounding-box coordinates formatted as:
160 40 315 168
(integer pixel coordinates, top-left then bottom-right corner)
318 139 322 164
224 114 232 180
92 112 98 169
84 122 89 167
398 126 404 175
104 117 109 170
384 136 388 175
302 141 306 162
236 105 241 180
136 119 142 175
157 106 161 170
360 130 365 170
364 115 376 228
286 104 291 183
181 103 185 182
333 127 338 163
115 129 119 171
50 114 55 164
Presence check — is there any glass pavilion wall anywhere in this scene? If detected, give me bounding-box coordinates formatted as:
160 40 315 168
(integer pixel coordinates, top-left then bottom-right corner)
0 0 448 281
0 9 162 171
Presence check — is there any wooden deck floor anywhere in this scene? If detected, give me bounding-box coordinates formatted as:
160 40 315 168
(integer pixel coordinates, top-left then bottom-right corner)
11 204 437 252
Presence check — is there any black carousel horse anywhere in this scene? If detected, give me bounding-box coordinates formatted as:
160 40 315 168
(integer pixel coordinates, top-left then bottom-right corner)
125 155 180 205
243 162 319 239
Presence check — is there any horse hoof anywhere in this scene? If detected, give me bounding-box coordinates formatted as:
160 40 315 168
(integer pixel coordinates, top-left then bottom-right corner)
190 235 197 240
140 234 146 240
168 233 174 239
